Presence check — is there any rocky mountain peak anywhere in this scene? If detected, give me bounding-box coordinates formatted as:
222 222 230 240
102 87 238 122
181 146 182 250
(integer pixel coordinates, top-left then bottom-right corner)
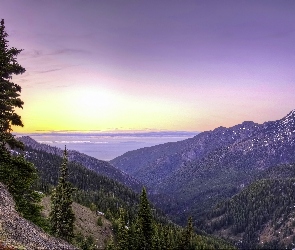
278 109 295 128
241 120 256 126
286 109 295 117
212 126 227 132
282 109 295 121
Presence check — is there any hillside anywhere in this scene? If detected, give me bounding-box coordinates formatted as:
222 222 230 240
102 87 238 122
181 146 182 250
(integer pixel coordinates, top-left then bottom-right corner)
0 182 77 250
111 110 295 224
41 196 113 249
19 136 142 192
203 172 295 249
14 144 141 222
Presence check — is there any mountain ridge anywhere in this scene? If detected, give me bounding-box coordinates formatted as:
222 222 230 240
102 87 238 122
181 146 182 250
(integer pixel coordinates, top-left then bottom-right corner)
111 110 295 224
18 136 142 192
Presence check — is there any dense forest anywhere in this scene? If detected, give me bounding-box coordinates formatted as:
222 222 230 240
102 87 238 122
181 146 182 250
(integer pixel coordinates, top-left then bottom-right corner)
16 145 140 222
202 164 295 249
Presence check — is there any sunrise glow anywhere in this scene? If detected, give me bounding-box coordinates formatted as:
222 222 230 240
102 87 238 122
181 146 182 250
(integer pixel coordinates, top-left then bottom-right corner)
1 1 294 133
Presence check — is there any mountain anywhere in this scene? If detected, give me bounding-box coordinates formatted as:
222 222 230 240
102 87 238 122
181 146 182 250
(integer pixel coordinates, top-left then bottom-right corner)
8 141 235 250
203 163 295 249
0 182 77 250
15 143 141 222
111 110 295 224
19 136 142 192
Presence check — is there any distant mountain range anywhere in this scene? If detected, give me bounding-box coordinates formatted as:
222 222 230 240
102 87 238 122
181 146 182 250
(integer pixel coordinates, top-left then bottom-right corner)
111 110 295 224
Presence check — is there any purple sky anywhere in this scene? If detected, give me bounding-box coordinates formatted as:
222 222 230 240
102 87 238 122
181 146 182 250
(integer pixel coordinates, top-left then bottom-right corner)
1 1 295 132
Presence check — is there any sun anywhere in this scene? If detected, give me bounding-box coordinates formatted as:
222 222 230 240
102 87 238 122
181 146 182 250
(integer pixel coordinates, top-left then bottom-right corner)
69 87 114 116
59 86 122 129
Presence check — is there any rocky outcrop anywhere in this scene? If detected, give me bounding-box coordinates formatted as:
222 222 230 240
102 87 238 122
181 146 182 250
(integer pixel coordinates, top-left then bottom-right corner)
0 182 77 250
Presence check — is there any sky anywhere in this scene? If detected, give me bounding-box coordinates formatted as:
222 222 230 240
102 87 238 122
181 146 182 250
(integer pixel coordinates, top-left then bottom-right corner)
1 0 295 133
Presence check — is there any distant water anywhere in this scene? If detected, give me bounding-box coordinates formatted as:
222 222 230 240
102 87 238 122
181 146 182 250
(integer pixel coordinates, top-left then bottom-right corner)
17 131 197 161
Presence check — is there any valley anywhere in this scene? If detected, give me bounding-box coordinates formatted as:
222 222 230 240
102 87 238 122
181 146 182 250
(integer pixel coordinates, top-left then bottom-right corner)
4 135 235 249
109 110 295 248
6 109 295 249
1 3 295 248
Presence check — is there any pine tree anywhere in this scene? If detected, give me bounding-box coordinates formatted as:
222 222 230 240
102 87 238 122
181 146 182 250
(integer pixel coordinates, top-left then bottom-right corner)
137 187 154 249
0 19 25 150
0 19 43 225
127 223 140 250
50 147 75 241
0 148 43 221
152 224 161 250
178 216 195 249
116 208 129 250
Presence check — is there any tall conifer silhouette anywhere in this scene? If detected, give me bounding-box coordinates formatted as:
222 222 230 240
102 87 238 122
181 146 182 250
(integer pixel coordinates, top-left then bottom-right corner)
137 187 154 249
50 146 75 241
0 19 41 223
0 19 25 150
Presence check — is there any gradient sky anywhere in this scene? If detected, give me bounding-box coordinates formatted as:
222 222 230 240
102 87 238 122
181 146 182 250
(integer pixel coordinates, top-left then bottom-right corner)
1 0 295 133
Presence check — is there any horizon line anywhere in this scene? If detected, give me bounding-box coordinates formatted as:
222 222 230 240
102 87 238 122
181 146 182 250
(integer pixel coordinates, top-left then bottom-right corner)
13 130 199 136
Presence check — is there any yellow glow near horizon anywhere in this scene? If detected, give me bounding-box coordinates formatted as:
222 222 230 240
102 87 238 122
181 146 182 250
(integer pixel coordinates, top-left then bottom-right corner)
13 85 197 133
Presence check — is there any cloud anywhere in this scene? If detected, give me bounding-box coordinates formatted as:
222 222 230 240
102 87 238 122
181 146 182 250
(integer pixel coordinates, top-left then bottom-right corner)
48 48 90 56
36 68 63 74
34 63 82 75
21 49 43 58
21 48 89 59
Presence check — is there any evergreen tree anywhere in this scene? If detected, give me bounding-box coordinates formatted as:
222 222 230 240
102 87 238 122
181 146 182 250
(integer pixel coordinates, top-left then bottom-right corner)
116 208 129 250
152 224 161 250
137 187 154 250
106 239 116 250
0 19 25 150
0 148 43 222
178 217 195 249
50 147 75 241
127 223 140 250
0 19 43 225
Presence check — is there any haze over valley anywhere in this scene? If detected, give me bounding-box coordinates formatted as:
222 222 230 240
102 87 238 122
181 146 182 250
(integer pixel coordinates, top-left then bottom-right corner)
15 131 197 160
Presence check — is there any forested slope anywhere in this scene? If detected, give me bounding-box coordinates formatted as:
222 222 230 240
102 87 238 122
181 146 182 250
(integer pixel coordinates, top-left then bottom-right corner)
14 145 140 222
11 144 235 250
202 163 295 249
19 136 142 192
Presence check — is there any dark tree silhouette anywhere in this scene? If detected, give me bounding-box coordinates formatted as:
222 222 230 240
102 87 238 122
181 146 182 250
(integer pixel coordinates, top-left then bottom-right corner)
0 19 42 225
50 147 75 241
0 19 25 150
